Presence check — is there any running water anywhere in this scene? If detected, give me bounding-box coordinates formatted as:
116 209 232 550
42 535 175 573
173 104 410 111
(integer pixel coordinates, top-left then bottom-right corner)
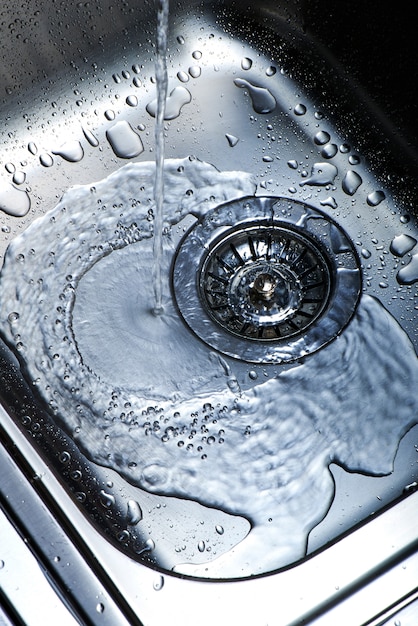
0 159 417 577
152 0 169 315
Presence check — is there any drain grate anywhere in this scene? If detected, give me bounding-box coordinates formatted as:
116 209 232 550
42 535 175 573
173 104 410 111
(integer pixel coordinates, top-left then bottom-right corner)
173 196 361 364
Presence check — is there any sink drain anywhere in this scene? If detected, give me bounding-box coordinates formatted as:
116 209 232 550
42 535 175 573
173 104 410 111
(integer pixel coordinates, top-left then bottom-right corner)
173 196 361 364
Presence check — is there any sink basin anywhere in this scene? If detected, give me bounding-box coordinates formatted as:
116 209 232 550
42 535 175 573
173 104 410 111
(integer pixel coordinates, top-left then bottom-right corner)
0 0 417 624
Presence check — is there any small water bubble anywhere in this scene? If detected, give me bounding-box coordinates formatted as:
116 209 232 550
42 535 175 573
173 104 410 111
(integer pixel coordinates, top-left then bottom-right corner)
192 50 202 59
177 70 189 83
112 73 121 83
28 141 37 155
361 248 372 259
8 311 19 323
314 130 331 145
348 154 360 165
249 370 258 380
12 171 26 185
133 76 142 88
96 603 105 614
188 65 201 78
321 143 338 159
177 35 185 45
367 190 385 206
5 162 15 174
39 153 54 167
58 450 71 464
198 540 206 552
339 143 350 153
104 109 116 121
265 66 277 76
126 94 138 107
241 57 253 70
287 159 298 169
294 103 307 115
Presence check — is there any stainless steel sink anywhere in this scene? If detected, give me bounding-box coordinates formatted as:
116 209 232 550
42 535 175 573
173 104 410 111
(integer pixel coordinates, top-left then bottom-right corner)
0 1 417 624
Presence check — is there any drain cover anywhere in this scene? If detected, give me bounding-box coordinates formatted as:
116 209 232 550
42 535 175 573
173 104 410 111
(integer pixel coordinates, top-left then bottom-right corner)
173 196 361 364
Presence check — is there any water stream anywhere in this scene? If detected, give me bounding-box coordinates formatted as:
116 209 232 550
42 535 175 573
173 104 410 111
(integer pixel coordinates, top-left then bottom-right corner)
152 0 169 315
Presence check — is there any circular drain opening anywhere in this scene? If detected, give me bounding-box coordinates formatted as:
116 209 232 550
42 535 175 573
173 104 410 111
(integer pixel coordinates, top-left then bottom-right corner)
200 224 331 341
173 196 361 364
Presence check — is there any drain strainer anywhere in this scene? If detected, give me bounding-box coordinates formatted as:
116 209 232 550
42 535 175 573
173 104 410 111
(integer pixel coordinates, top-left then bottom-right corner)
173 196 361 364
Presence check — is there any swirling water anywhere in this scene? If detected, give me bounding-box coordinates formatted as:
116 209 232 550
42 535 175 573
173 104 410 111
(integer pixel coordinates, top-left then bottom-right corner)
0 158 417 577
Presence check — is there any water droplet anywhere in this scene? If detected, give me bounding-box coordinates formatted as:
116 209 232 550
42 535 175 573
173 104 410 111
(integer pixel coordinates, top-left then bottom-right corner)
127 499 143 525
263 155 274 162
106 121 144 159
153 574 164 590
12 171 26 185
321 143 338 159
177 35 185 45
339 143 350 153
112 73 121 83
314 130 331 145
367 190 385 206
342 170 362 195
390 234 417 257
249 370 258 380
348 154 360 165
28 141 37 155
104 109 116 121
58 451 71 464
146 86 192 120
126 94 138 107
225 134 239 147
96 602 105 614
320 196 338 209
39 153 54 167
241 57 252 70
0 560 4 569
397 254 418 284
287 159 298 169
99 489 115 509
198 540 205 552
265 66 277 76
133 76 142 88
361 248 372 259
294 103 306 115
177 70 189 83
5 162 15 174
188 65 201 78
192 50 202 59
300 162 338 186
82 126 99 147
52 140 84 163
234 78 276 114
0 182 31 217
215 524 224 535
